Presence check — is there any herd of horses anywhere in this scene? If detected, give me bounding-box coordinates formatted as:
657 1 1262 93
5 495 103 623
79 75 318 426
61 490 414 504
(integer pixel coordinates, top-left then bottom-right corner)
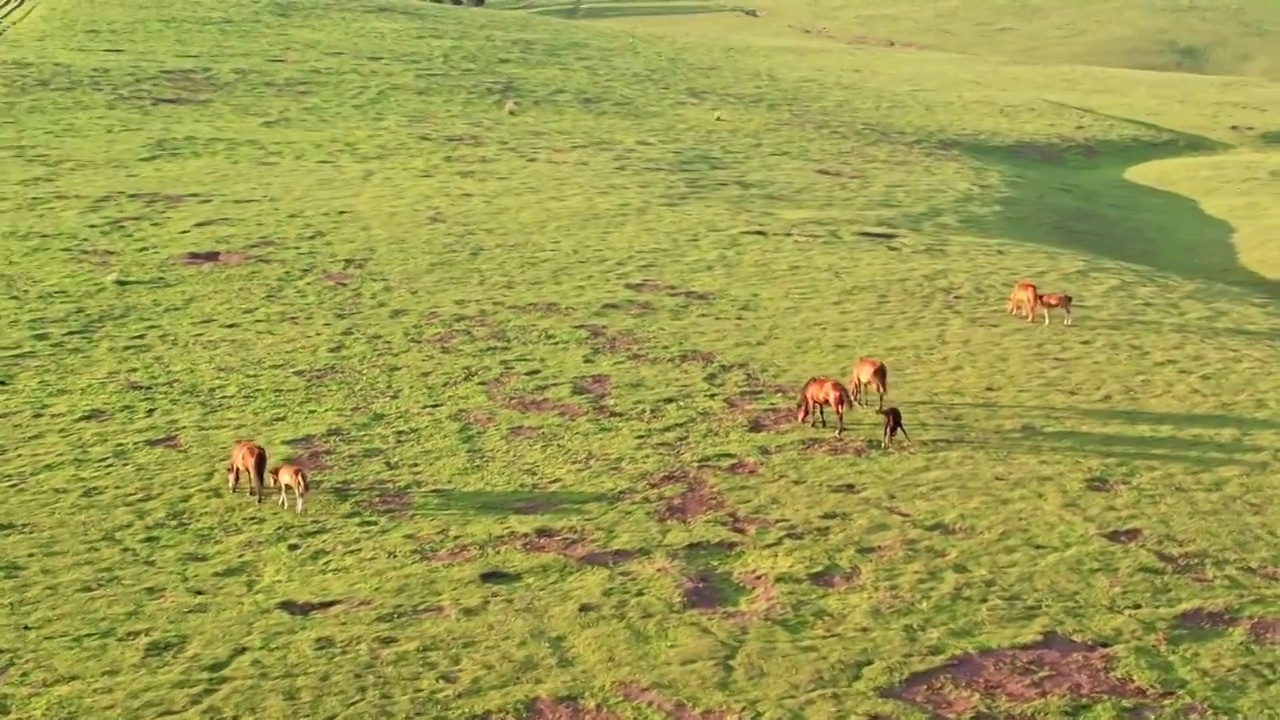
219 281 1072 513
795 280 1073 444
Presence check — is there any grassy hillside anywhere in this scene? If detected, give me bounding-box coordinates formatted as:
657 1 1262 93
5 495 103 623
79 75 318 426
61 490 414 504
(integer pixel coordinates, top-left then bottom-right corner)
2 0 1279 718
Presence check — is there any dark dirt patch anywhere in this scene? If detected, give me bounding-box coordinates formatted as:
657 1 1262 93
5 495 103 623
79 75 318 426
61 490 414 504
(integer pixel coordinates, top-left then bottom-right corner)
726 513 773 536
1174 608 1235 631
519 697 620 719
1085 476 1118 492
648 468 696 490
144 434 183 450
599 298 655 315
725 458 759 475
507 425 540 440
615 682 734 719
323 271 353 286
461 410 495 429
366 492 412 516
1103 528 1143 545
578 324 646 359
747 406 794 433
658 476 725 523
855 229 901 240
809 566 861 589
276 599 344 617
515 302 573 316
801 437 870 456
171 250 252 265
833 483 862 494
478 570 520 585
573 374 612 400
884 632 1162 718
1255 567 1280 581
623 279 716 303
1245 617 1280 644
679 571 727 611
503 527 635 567
507 395 586 419
284 436 331 472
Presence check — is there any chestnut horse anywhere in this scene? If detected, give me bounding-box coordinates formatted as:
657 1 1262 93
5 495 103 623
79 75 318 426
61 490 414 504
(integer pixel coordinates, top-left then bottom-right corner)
268 464 309 515
226 441 267 503
1037 293 1073 325
796 377 852 437
849 358 888 411
1007 281 1038 321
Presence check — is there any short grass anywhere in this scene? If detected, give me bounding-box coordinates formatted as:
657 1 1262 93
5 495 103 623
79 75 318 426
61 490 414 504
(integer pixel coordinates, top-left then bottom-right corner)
2 0 1280 717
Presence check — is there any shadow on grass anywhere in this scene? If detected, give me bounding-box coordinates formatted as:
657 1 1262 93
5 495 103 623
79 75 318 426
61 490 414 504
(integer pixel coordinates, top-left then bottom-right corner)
325 483 613 517
949 107 1280 300
524 2 728 21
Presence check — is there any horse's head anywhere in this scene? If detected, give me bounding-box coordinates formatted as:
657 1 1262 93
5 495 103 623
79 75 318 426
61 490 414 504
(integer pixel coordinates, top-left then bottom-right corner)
266 467 280 487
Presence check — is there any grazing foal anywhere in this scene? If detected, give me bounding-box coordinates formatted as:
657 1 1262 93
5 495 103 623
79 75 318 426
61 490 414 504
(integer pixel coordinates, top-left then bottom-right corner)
879 407 911 448
226 441 267 503
849 358 888 411
268 464 309 515
1036 293 1073 325
796 377 853 437
1007 281 1038 321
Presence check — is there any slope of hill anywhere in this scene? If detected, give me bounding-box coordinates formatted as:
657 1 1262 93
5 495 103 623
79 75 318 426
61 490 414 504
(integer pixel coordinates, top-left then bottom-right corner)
2 0 1280 718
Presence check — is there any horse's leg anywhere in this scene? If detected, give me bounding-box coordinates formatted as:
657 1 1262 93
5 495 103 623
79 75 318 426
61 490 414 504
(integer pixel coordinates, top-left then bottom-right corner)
295 488 304 515
278 485 287 507
834 405 844 437
1064 306 1072 325
818 404 826 428
229 467 239 493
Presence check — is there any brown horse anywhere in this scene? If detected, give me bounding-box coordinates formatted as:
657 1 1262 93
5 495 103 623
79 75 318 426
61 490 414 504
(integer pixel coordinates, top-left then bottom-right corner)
849 358 888 411
268 464 309 515
796 377 852 437
1007 281 1038 321
226 441 267 503
1037 293 1073 325
879 407 911 448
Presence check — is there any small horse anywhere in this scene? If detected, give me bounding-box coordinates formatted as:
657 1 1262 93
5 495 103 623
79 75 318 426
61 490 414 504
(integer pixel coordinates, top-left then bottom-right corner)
849 358 888 411
796 377 852 437
1007 281 1038 321
1037 293 1073 325
268 464 309 515
226 441 267 503
879 407 911 448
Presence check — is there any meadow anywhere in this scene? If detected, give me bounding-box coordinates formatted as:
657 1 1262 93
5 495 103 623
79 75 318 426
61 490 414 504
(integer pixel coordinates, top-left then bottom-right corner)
2 0 1280 717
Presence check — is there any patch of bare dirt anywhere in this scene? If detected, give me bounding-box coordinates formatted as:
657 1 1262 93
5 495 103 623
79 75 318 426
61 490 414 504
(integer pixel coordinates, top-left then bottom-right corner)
884 632 1163 719
1245 617 1280 644
679 571 728 612
599 298 655 315
507 396 586 419
1174 608 1234 631
507 425 540 440
746 406 793 433
1255 567 1280 581
366 492 412 516
171 250 252 265
323 271 353 286
144 434 183 450
284 435 331 472
801 437 870 456
503 527 635 567
726 512 773 536
681 540 742 556
573 374 612 400
1103 528 1143 545
1171 609 1279 645
623 279 715 303
615 682 734 719
658 476 725 523
521 697 621 720
809 566 861 589
725 458 759 475
578 324 647 360
461 410 495 429
276 599 344 617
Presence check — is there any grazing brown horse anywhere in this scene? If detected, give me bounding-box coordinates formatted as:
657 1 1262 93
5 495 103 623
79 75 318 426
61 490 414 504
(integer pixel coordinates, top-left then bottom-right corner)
849 358 888 411
879 407 911 448
1007 281 1038 321
226 441 267 503
1036 293 1073 325
796 377 852 437
268 464 309 515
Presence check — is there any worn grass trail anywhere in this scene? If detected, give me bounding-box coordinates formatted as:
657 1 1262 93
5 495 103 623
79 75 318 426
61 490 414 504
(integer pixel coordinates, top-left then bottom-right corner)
2 0 1279 718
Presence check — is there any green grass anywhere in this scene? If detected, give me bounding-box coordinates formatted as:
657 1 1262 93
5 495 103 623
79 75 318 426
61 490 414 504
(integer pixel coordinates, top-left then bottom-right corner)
2 0 1280 717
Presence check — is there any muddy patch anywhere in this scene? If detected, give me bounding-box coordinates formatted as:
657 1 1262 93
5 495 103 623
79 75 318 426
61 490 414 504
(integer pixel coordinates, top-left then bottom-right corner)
884 632 1162 718
507 425 540 440
144 434 183 450
366 492 412 516
1245 617 1280 644
725 458 759 475
276 599 344 617
578 324 647 360
615 682 734 719
746 406 794 433
658 476 725 524
522 697 620 719
461 410 495 429
573 374 612 400
1174 608 1234 631
809 566 861 589
726 512 773 536
801 437 870 456
503 527 635 567
323 271 353 286
171 250 252 265
1172 609 1279 645
1103 528 1143 545
284 435 331 472
623 279 716 303
679 571 729 611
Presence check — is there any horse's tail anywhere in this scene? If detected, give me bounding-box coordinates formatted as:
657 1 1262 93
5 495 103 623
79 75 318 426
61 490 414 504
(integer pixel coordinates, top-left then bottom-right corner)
253 451 267 488
297 471 309 496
